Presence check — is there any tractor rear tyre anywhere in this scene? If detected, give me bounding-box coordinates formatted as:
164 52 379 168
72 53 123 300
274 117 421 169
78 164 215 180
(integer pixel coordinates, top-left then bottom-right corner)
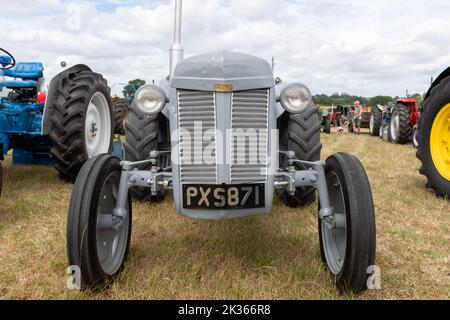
113 98 128 135
417 75 450 197
50 70 113 182
319 153 376 293
390 105 411 144
278 104 322 207
124 104 166 202
67 154 132 289
369 107 382 136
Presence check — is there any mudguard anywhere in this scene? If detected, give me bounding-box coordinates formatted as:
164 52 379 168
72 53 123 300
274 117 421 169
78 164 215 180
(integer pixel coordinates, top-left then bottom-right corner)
424 66 450 100
41 64 92 135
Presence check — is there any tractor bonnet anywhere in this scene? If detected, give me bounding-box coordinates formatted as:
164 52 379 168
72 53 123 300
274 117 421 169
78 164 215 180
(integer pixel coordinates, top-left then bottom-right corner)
170 50 275 92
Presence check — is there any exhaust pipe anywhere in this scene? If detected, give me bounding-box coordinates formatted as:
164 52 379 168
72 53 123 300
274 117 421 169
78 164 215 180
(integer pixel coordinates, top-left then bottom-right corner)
170 0 184 79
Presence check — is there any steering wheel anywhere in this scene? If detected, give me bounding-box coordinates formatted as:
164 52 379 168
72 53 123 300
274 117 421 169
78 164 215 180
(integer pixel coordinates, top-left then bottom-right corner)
0 48 16 70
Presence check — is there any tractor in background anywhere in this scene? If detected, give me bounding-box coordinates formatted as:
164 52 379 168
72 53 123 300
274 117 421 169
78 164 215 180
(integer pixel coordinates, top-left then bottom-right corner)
417 67 450 197
318 107 331 134
370 99 419 145
389 98 419 144
0 48 120 196
329 106 342 127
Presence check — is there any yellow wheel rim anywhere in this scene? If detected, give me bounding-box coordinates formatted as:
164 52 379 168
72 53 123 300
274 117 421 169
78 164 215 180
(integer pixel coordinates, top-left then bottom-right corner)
430 103 450 180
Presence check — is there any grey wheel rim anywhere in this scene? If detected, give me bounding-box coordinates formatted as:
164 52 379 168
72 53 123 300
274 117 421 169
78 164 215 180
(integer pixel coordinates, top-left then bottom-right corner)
413 126 419 147
85 92 112 158
96 171 129 275
369 114 374 134
321 171 347 275
391 113 400 141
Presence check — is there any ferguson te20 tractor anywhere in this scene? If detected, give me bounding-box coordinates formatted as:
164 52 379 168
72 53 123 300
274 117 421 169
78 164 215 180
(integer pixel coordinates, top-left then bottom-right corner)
66 0 376 294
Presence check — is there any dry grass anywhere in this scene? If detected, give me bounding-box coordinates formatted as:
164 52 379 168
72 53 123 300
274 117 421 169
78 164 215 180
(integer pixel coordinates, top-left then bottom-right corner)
0 129 449 300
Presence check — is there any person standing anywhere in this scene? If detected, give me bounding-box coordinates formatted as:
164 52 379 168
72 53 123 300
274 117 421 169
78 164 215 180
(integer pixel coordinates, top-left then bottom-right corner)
353 100 362 134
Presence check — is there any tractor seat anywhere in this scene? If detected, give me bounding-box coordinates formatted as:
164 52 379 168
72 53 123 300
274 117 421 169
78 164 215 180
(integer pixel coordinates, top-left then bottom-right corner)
1 79 38 88
2 62 44 80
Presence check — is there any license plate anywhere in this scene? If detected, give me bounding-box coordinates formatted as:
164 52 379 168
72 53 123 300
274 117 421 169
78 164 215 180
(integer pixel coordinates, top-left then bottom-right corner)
183 184 265 210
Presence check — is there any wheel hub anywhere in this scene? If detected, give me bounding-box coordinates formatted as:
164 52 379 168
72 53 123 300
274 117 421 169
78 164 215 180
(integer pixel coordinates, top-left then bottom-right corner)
321 171 347 275
84 92 112 158
430 103 450 180
96 171 129 276
391 113 400 140
369 115 374 133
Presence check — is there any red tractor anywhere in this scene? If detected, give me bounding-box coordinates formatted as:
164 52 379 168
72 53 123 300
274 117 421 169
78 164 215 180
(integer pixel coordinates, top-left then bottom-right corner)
329 107 342 126
389 98 419 144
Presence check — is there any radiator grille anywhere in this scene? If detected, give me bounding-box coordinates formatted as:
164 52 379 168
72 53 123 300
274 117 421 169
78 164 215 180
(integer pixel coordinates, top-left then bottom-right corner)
230 89 269 183
178 90 217 184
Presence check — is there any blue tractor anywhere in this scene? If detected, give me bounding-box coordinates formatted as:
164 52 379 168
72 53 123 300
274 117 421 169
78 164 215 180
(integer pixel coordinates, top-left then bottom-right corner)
0 48 121 196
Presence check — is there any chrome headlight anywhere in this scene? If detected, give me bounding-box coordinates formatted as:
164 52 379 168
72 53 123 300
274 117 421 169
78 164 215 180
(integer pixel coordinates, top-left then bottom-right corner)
134 85 166 115
280 83 312 113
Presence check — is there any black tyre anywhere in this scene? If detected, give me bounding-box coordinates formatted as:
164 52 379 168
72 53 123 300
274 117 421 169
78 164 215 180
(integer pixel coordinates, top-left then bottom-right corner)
369 107 382 136
124 104 166 202
417 75 450 197
390 105 412 144
278 104 322 207
319 153 376 293
386 120 393 142
325 117 331 134
67 154 132 289
113 98 128 135
49 70 113 182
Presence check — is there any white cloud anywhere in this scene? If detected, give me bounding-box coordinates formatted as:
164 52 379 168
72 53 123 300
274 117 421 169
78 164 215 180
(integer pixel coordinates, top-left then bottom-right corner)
1 0 450 96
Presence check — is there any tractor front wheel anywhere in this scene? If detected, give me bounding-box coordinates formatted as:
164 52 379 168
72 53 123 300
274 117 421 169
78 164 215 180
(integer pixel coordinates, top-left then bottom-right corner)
124 104 167 202
67 154 132 289
278 104 322 207
319 153 376 293
417 75 450 197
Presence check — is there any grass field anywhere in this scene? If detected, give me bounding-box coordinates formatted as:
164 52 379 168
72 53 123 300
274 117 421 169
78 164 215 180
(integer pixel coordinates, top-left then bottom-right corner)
0 129 449 300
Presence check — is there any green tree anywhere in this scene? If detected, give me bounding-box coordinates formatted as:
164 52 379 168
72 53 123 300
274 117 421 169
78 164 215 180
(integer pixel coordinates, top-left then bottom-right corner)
369 96 394 106
122 79 146 99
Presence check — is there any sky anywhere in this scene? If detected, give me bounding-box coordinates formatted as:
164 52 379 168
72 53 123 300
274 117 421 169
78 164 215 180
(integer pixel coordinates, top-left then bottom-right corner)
1 0 450 97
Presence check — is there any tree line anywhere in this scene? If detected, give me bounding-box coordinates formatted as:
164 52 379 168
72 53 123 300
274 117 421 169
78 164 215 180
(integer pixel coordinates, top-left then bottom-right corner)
313 93 423 107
